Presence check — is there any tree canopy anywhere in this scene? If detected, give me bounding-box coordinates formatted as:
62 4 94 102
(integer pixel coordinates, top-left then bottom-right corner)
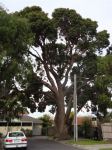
0 6 111 138
0 10 32 120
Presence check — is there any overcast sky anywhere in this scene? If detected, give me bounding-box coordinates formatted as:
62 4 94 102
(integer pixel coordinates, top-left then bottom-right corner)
1 0 112 117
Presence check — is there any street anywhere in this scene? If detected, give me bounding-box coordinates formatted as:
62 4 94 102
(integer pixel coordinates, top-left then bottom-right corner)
27 136 79 150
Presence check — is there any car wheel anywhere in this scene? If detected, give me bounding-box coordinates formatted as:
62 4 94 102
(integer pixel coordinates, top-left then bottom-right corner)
24 147 27 150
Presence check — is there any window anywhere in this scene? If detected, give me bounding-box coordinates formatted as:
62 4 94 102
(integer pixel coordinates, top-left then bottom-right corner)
9 132 24 137
92 117 97 121
8 122 21 126
22 122 32 126
0 122 7 126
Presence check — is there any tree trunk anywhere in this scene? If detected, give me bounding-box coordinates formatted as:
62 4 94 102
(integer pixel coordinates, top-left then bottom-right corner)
54 91 70 140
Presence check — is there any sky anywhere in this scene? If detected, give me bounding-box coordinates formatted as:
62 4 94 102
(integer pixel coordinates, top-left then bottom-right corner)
1 0 112 117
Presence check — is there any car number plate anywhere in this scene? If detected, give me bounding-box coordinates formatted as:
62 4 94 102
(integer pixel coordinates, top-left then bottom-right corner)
15 139 20 143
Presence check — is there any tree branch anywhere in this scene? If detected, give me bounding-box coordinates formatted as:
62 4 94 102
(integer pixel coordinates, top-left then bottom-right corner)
31 46 43 60
41 79 56 94
28 50 43 63
62 63 73 88
42 63 58 95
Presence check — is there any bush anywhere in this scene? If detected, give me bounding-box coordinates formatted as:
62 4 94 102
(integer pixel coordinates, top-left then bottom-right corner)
21 128 32 137
0 132 3 138
81 119 92 138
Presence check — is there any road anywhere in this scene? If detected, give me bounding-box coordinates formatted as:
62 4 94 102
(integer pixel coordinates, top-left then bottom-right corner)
27 136 80 150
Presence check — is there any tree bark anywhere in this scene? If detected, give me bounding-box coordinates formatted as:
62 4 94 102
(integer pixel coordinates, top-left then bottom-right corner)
65 96 73 123
54 90 70 139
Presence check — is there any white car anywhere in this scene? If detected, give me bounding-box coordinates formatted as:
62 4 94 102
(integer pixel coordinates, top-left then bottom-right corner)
3 131 27 149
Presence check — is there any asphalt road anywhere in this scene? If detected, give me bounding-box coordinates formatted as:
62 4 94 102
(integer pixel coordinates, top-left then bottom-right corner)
27 136 80 150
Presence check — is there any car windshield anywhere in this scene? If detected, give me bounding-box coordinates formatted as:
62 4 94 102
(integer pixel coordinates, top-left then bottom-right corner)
9 132 24 137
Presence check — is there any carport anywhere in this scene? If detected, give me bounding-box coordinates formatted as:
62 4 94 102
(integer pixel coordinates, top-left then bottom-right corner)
0 115 42 136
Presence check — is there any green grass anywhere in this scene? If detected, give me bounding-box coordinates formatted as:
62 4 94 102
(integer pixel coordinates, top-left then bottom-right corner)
67 139 112 145
100 149 112 150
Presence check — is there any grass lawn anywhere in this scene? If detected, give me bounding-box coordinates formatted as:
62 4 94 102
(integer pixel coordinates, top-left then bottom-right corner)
66 139 112 145
100 149 112 150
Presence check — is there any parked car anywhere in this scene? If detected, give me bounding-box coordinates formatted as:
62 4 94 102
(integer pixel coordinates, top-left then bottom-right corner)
3 131 27 149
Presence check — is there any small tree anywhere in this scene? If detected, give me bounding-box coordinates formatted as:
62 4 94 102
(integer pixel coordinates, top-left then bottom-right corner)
39 114 53 135
39 114 53 128
81 118 92 138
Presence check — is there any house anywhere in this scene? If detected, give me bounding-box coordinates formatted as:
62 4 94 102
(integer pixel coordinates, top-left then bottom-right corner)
77 115 97 127
0 115 42 136
72 114 98 128
72 115 98 138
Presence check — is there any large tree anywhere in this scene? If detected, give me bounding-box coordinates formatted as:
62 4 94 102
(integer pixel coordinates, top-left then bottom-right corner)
0 6 110 138
0 10 32 120
14 6 110 139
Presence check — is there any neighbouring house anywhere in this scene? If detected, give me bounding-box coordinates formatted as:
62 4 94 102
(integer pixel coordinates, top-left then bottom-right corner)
72 114 97 127
77 115 97 127
71 114 98 138
0 115 42 136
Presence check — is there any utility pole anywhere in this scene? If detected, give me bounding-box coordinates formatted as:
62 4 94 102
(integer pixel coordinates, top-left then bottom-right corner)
74 74 78 141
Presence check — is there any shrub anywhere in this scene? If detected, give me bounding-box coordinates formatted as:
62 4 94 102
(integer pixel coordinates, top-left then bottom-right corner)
81 119 92 138
0 132 3 138
21 128 32 137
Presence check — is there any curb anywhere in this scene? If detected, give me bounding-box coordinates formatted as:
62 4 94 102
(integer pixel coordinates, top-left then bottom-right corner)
73 144 89 150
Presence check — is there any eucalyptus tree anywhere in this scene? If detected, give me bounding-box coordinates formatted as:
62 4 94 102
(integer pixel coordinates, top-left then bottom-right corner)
15 6 110 138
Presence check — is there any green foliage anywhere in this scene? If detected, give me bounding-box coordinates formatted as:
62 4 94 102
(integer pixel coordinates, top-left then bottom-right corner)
39 114 53 128
67 139 110 145
100 148 112 150
91 55 112 117
16 7 110 116
39 114 53 136
0 6 111 137
0 10 33 120
18 6 57 46
96 30 110 51
21 128 32 137
101 112 112 123
0 132 3 137
81 119 92 138
97 55 112 76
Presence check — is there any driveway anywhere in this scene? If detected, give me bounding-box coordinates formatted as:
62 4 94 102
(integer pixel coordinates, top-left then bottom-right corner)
0 136 82 150
27 136 80 150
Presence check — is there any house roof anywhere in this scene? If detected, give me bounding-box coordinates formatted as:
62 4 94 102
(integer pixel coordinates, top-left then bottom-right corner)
77 117 91 125
0 115 42 124
20 115 42 124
